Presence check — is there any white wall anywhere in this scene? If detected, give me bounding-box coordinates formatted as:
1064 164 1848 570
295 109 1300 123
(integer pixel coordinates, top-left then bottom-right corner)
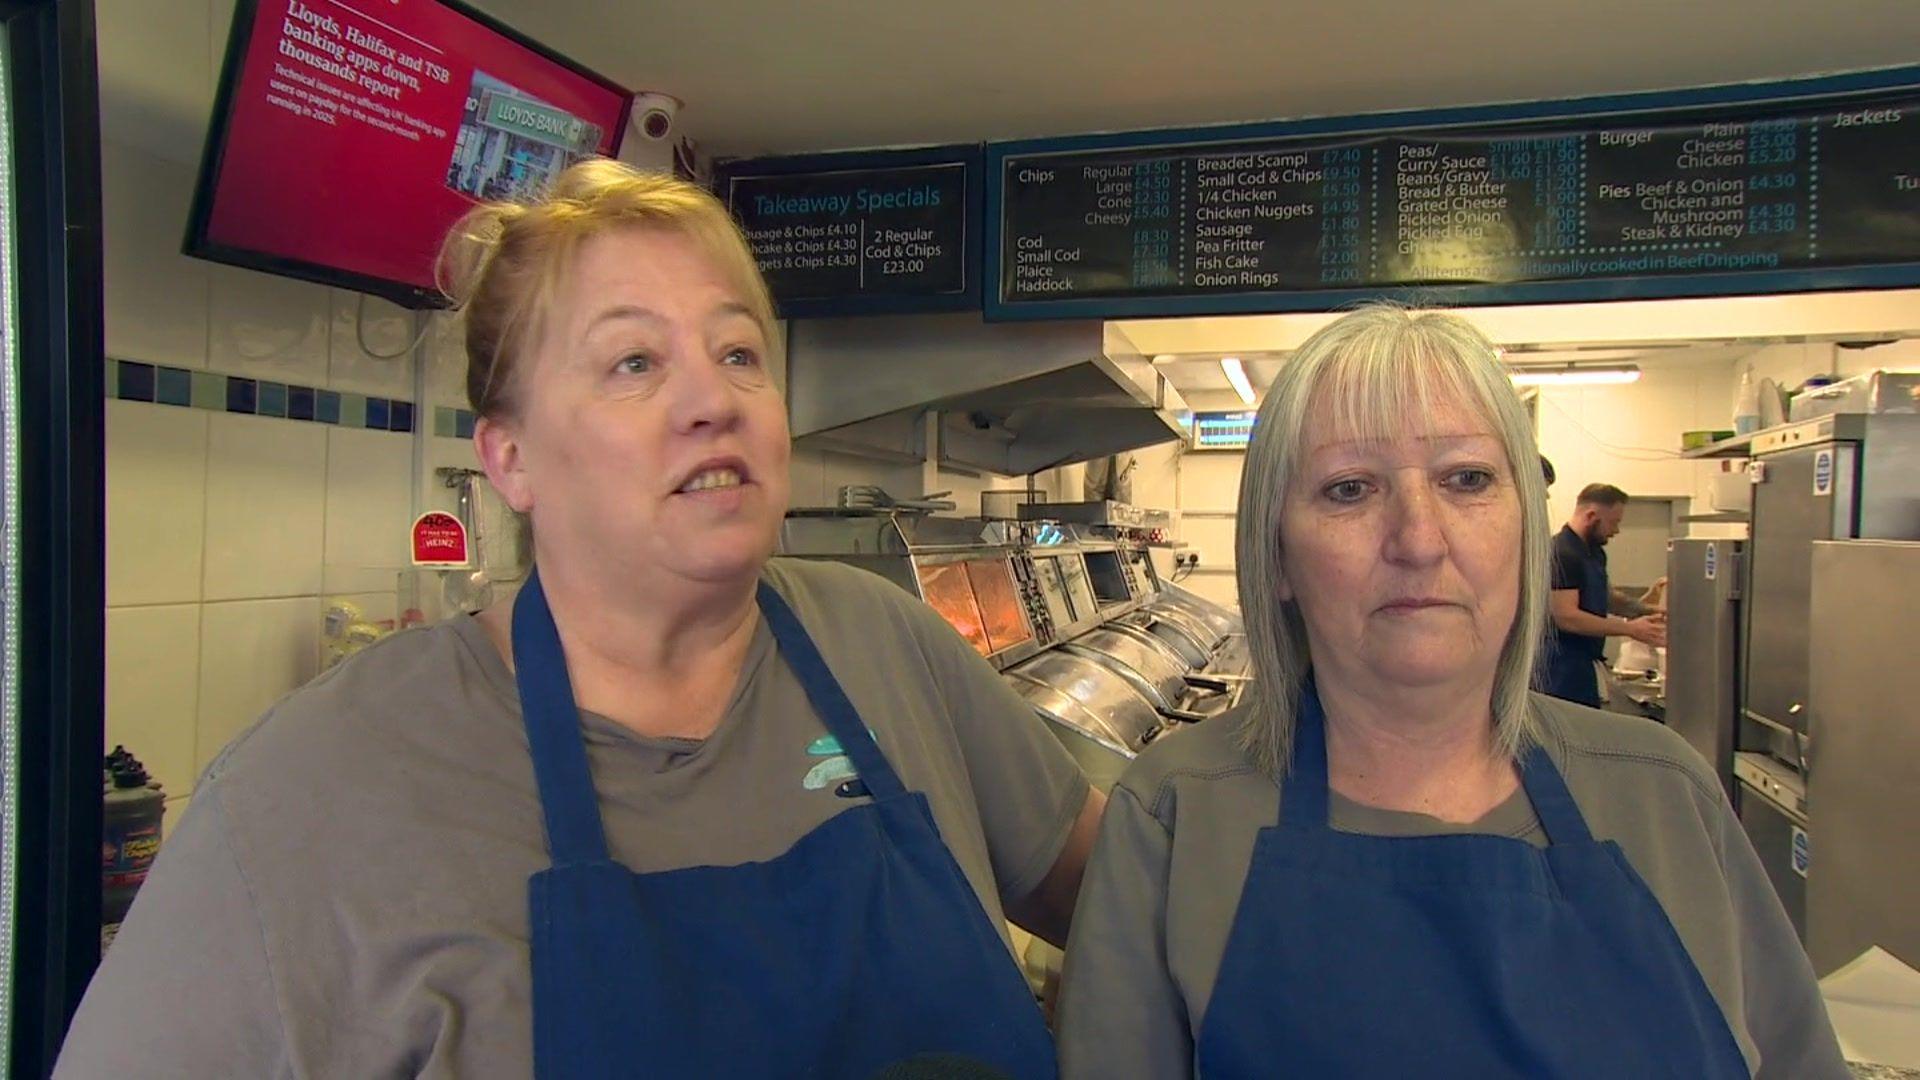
1737 338 1920 396
1533 360 1735 530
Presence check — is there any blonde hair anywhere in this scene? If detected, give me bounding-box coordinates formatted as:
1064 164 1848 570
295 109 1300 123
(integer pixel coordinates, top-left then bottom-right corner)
1233 304 1551 775
435 158 778 417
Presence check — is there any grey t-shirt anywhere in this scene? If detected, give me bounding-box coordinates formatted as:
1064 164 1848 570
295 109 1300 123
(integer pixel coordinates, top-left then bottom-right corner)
1056 693 1845 1080
57 558 1089 1079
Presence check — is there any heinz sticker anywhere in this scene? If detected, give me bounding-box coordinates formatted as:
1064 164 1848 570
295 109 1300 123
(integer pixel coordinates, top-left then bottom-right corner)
411 512 470 567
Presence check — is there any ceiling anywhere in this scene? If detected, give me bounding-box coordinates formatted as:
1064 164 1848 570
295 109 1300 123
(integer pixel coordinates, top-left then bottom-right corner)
467 0 1920 158
99 2 1920 177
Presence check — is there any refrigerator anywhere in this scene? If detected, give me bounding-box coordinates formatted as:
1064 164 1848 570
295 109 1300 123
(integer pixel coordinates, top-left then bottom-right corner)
1806 540 1920 977
1 1 107 1076
1742 413 1920 754
1737 412 1920 949
1664 538 1741 799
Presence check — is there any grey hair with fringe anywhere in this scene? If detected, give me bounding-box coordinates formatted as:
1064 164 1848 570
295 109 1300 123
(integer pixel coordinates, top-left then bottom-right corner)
1232 304 1551 776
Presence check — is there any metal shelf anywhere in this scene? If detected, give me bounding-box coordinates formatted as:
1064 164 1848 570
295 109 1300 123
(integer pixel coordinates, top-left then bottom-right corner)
1681 431 1758 459
1680 511 1750 524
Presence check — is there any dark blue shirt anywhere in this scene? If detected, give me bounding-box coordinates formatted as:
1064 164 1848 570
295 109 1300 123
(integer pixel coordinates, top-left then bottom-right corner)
1549 524 1608 660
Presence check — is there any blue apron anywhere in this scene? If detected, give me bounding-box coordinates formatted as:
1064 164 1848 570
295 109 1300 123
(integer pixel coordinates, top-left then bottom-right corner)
1544 534 1610 708
512 569 1058 1080
1194 686 1747 1078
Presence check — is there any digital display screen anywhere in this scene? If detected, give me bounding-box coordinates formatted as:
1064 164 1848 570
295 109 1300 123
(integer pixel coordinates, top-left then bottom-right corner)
189 0 631 307
964 557 1032 655
915 562 991 656
1048 554 1101 623
1031 556 1076 629
1193 410 1257 450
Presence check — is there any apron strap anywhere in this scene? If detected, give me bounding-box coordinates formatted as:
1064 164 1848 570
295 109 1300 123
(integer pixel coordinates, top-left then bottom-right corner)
755 581 907 802
1516 737 1594 846
511 567 613 866
1277 683 1332 829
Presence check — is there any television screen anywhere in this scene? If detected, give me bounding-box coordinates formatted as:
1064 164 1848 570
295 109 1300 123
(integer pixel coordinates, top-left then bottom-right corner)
187 0 632 307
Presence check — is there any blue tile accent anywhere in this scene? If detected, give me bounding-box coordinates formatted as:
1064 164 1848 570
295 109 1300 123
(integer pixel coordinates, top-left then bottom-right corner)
117 361 156 402
113 369 426 433
225 376 257 414
454 409 475 439
257 381 288 417
155 366 192 406
190 371 224 409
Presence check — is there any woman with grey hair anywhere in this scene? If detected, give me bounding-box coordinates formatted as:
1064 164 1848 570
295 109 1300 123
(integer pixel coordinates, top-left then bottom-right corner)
1055 305 1843 1078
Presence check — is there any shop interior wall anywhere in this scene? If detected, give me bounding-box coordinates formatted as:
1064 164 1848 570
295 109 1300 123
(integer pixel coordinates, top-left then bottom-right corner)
1106 338 1918 614
784 446 1063 516
98 0 485 829
99 0 1060 825
103 0 1920 821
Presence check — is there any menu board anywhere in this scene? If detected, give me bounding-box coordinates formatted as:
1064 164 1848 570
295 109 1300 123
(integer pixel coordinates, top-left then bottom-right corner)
993 89 1920 316
1192 411 1258 450
719 147 979 317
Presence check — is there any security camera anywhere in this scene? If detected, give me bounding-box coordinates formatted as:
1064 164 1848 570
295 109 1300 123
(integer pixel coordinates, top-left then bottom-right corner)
630 92 681 142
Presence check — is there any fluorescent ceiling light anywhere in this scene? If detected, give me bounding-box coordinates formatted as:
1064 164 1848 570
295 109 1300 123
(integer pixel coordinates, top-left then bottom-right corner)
1509 363 1641 387
1220 356 1256 404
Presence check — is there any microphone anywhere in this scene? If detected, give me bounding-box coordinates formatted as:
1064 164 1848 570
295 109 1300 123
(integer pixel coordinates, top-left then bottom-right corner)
867 1053 1018 1080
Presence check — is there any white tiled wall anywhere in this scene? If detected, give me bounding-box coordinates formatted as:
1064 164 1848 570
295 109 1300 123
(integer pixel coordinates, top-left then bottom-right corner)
324 426 417 596
105 605 202 804
105 401 207 608
193 599 323 776
101 141 207 370
201 414 331 601
329 292 420 399
98 0 458 805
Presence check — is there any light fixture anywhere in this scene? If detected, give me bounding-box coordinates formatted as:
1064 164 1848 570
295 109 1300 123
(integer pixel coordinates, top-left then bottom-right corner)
1509 363 1642 387
1220 356 1256 404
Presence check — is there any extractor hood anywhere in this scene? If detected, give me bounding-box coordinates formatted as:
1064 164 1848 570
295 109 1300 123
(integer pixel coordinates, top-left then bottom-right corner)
786 313 1189 476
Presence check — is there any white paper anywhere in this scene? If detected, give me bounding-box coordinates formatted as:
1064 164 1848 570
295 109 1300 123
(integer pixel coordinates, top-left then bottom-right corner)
1821 946 1920 1069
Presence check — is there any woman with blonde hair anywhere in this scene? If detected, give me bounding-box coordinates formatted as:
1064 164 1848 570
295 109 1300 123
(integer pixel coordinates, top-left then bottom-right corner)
1055 305 1842 1078
58 160 1101 1078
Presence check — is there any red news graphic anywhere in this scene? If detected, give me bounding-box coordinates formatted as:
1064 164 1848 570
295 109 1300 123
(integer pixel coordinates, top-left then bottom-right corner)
205 0 628 293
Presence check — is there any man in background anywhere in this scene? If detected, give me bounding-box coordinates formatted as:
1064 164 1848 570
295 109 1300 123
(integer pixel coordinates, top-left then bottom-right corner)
1543 483 1668 707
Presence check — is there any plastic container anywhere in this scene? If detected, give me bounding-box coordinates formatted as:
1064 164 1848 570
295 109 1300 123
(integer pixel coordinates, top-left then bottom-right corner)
1733 367 1762 435
102 747 166 951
